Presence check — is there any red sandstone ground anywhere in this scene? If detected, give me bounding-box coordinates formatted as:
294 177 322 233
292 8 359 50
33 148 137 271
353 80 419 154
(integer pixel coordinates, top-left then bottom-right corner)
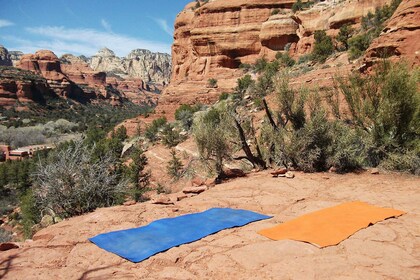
1 171 419 279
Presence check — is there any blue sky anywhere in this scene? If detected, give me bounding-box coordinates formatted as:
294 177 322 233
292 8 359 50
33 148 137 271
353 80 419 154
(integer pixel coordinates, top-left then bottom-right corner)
0 0 192 56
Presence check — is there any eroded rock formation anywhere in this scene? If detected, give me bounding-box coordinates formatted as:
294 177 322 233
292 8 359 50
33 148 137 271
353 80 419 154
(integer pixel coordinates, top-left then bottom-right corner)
364 0 420 67
89 48 171 85
157 0 394 115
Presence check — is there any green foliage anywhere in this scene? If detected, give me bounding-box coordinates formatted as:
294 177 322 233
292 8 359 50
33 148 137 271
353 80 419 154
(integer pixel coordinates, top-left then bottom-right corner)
208 78 218 88
271 8 280 15
193 106 232 175
337 24 354 50
219 92 229 101
312 30 334 63
20 189 41 238
334 61 419 169
161 123 185 148
174 104 201 130
274 72 307 130
348 31 376 59
125 147 150 201
349 0 402 59
292 0 314 13
33 141 127 218
275 52 296 67
166 149 183 180
145 117 167 142
235 74 255 98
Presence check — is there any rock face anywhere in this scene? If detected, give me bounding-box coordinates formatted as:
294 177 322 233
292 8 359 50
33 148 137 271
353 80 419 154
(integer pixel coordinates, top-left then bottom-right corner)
0 66 52 107
17 50 73 97
89 48 171 85
0 45 12 66
157 0 393 116
9 51 23 66
364 0 420 67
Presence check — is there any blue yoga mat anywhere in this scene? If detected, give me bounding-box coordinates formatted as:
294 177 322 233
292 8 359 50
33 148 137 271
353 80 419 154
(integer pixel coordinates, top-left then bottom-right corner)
89 208 271 262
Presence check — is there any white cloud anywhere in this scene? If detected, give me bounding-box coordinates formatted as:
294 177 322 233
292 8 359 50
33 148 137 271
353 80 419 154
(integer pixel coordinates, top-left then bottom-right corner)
0 19 14 28
101 19 112 33
10 26 171 56
152 18 173 37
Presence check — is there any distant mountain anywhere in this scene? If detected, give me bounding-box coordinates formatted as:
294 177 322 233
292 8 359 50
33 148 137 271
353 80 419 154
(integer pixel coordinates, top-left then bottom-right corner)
88 48 171 85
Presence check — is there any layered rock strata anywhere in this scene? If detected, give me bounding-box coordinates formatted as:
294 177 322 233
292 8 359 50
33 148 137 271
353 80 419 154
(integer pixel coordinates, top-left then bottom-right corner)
89 48 171 85
157 0 393 115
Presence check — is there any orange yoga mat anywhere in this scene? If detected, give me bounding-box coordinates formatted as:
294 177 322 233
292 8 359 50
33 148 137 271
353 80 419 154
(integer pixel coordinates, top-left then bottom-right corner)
258 201 405 247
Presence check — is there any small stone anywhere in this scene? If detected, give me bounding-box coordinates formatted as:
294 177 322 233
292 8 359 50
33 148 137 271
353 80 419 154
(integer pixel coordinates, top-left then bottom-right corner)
0 243 19 251
182 186 207 194
123 200 136 206
176 193 188 201
190 177 205 187
270 168 288 176
285 171 295 179
151 195 174 205
371 168 380 174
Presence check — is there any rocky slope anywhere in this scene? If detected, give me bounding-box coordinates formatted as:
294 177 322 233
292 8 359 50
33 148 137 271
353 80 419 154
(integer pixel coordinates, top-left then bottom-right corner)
1 171 418 279
156 0 396 116
89 48 171 85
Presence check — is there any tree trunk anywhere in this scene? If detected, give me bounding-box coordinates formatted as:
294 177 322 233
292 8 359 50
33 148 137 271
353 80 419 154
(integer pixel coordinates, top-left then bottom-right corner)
233 118 266 170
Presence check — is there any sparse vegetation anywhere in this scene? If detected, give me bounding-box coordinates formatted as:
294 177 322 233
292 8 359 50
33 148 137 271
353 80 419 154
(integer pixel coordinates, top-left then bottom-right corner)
208 78 218 88
145 117 168 142
337 24 354 51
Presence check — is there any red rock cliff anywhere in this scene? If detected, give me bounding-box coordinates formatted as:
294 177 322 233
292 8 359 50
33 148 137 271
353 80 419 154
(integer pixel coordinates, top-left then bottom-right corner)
157 0 393 115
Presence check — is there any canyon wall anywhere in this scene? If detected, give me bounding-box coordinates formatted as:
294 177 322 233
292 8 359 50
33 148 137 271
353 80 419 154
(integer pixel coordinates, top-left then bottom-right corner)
157 0 394 115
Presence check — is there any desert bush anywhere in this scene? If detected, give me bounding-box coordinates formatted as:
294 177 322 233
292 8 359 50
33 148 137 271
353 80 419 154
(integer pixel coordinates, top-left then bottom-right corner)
312 30 334 63
208 78 218 88
145 117 167 142
175 104 201 130
274 72 307 130
125 147 150 201
219 92 229 101
20 189 41 238
167 149 183 180
0 126 46 148
32 141 127 218
334 61 419 170
161 123 185 148
275 52 296 67
193 106 233 175
336 24 354 50
235 74 255 98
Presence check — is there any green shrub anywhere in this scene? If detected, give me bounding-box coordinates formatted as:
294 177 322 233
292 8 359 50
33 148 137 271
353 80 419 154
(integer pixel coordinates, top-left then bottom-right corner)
161 123 185 148
20 189 41 238
337 24 354 50
145 117 167 142
235 74 255 98
271 8 280 15
219 92 229 101
276 52 296 67
312 30 334 63
335 61 419 170
167 149 183 180
208 78 218 88
33 141 127 218
175 104 201 130
125 147 150 201
348 31 375 59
